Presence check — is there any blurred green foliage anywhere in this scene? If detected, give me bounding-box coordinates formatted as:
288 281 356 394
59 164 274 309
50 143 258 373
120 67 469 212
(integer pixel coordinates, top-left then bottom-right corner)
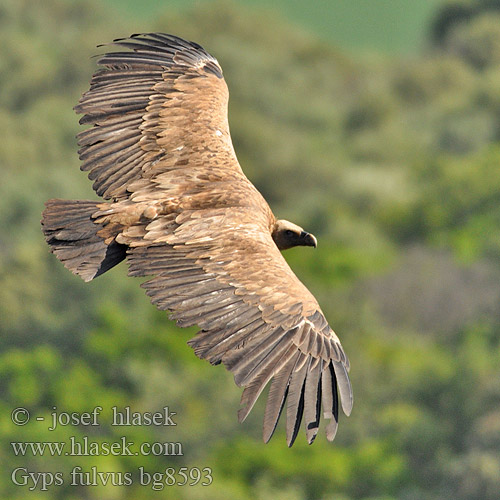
1 0 500 499
105 0 449 55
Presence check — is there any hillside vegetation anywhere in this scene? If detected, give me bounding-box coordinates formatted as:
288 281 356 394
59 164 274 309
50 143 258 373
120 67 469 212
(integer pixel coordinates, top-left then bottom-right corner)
1 1 500 499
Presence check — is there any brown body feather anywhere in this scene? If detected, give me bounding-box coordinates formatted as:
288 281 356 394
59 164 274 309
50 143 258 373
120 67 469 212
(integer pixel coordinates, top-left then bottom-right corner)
41 33 352 445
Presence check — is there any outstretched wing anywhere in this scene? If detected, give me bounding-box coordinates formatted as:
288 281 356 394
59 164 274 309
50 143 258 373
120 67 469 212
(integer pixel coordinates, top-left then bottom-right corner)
124 207 353 446
75 33 243 202
75 32 353 445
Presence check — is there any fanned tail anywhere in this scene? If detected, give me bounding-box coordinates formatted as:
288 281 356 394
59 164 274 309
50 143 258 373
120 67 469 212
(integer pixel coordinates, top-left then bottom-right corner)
41 199 126 282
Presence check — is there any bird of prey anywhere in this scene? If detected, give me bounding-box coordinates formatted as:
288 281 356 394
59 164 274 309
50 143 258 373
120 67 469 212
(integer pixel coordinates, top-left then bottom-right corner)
41 33 352 446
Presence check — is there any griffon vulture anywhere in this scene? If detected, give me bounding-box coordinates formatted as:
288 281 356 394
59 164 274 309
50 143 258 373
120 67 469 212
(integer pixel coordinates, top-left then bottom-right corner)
41 33 353 446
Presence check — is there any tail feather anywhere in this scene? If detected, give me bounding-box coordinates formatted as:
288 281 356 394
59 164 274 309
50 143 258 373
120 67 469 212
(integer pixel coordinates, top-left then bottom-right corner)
41 199 126 282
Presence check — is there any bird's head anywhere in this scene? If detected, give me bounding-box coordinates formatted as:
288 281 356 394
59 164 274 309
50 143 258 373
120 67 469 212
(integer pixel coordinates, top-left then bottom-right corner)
271 220 317 251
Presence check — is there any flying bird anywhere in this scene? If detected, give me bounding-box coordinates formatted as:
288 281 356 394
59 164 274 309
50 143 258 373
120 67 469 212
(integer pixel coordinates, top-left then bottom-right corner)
41 33 352 446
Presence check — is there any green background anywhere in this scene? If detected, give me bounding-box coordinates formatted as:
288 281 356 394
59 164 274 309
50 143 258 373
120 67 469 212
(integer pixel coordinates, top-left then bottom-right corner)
106 0 447 53
2 0 500 499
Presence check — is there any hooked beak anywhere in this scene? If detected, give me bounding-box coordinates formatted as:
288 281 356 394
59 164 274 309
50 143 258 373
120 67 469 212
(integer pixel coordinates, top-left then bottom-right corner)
300 231 317 248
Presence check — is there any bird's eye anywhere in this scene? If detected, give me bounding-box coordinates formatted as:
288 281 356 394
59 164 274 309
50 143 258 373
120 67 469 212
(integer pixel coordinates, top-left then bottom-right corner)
285 230 295 237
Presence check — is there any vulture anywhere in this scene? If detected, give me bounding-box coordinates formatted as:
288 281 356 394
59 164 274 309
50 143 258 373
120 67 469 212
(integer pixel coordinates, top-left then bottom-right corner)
41 33 353 446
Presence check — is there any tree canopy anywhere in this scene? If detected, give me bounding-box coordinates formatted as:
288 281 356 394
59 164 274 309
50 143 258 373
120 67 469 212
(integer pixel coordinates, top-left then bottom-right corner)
1 0 500 499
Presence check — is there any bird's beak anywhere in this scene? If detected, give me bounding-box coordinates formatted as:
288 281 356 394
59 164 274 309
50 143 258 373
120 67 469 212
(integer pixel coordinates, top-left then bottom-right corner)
301 231 317 248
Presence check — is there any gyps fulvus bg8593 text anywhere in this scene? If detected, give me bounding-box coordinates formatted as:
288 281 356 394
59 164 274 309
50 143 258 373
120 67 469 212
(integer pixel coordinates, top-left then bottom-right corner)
41 33 352 446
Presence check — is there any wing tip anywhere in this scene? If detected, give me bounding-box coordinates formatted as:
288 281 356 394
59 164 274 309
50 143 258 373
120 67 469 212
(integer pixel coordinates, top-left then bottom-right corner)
93 32 223 79
237 406 250 424
325 417 339 442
